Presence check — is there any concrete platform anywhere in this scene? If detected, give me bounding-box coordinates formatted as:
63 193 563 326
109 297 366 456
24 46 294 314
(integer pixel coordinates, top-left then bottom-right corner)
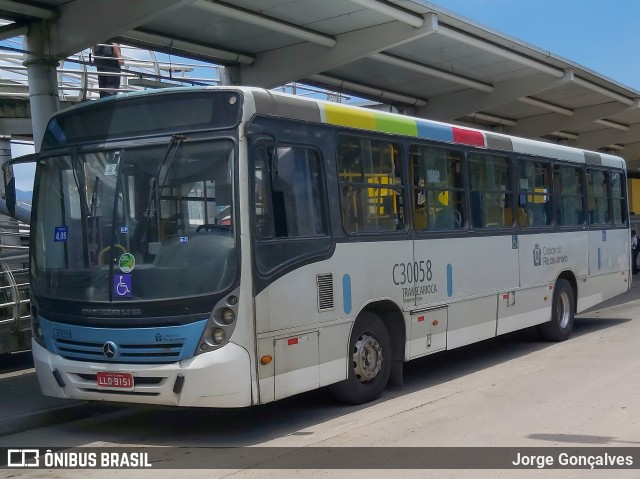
0 358 119 436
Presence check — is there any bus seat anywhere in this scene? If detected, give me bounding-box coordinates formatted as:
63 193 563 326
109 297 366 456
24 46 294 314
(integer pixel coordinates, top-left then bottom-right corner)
524 203 546 226
435 207 454 230
413 207 428 230
509 207 528 226
519 207 528 225
504 207 513 224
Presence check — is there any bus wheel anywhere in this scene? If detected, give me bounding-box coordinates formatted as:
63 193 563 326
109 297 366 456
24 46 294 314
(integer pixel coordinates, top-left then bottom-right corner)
330 312 391 405
538 278 575 341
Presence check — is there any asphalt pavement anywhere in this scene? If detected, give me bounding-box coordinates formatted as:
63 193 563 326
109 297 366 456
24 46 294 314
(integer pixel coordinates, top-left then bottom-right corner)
0 276 638 437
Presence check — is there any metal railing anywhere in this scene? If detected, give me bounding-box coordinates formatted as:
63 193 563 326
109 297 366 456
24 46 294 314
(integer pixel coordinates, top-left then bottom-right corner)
0 33 352 103
0 219 30 355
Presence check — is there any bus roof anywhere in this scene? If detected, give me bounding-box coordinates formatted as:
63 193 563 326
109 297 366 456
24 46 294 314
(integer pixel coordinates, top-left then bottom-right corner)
50 86 625 169
249 88 625 170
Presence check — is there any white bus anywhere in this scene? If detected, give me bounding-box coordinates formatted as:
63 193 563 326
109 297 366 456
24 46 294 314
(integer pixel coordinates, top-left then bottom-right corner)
10 87 630 407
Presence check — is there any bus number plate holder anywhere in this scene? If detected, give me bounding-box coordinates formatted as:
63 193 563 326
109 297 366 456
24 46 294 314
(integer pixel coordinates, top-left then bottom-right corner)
96 371 134 390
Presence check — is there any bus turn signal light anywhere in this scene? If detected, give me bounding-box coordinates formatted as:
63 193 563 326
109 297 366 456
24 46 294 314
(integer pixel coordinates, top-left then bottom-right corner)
261 355 273 365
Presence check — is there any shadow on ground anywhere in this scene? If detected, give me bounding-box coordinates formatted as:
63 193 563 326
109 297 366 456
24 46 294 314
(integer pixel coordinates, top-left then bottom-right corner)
9 314 628 451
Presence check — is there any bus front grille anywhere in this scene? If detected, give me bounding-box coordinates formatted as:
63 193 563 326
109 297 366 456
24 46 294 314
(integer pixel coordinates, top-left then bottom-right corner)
54 338 184 364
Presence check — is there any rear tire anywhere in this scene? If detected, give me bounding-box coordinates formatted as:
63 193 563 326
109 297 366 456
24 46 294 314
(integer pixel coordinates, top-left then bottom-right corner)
329 312 391 405
538 278 575 341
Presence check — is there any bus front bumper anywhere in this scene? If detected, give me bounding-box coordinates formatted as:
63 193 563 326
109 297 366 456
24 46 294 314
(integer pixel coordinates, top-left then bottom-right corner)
32 340 253 407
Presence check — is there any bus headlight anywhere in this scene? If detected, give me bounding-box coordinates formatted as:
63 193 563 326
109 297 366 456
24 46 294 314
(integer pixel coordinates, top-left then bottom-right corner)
30 303 45 347
220 308 235 324
211 328 226 344
195 289 239 355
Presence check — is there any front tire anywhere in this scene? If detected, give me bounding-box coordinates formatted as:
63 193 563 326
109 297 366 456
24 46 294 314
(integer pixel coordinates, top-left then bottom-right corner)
538 278 575 341
330 312 391 405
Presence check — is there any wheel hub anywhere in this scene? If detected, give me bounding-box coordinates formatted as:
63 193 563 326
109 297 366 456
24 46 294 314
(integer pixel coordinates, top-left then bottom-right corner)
353 333 383 383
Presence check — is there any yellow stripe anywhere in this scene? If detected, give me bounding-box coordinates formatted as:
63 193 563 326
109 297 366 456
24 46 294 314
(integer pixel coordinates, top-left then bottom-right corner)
324 103 376 130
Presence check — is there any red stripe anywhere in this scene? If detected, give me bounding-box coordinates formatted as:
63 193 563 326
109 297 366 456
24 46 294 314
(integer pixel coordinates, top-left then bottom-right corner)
418 316 425 322
452 127 485 146
288 338 298 346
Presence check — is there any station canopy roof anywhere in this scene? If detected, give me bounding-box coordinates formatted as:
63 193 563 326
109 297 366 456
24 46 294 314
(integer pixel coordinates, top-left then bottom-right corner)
3 0 640 173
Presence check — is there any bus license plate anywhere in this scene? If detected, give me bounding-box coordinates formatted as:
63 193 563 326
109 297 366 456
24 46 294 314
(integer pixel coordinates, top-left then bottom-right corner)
96 371 134 390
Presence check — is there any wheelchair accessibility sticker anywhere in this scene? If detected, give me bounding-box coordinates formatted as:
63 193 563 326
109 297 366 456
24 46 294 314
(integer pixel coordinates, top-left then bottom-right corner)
114 274 132 298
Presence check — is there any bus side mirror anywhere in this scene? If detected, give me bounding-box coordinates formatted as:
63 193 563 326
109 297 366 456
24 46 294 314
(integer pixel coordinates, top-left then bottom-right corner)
2 152 38 221
2 159 16 217
4 175 15 217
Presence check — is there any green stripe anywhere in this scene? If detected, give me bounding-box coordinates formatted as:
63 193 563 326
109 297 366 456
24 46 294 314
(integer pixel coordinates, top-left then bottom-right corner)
375 113 418 136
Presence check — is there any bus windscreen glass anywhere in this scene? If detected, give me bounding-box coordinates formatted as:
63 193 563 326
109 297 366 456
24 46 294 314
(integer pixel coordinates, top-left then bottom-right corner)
31 139 237 302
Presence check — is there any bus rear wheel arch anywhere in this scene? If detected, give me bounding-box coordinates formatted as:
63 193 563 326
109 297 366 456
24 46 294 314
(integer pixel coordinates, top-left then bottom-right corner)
538 278 575 341
329 311 391 405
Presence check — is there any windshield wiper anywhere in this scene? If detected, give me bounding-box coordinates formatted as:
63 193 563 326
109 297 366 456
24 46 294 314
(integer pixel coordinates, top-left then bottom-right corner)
70 151 93 266
140 134 186 244
87 177 101 264
156 134 186 204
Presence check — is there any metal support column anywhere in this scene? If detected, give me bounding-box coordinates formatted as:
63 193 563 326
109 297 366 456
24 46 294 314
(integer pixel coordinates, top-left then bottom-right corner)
220 66 240 86
23 22 60 151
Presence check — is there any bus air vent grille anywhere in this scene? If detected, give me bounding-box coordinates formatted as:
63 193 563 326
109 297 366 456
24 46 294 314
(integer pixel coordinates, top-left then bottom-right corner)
317 273 334 312
54 337 184 364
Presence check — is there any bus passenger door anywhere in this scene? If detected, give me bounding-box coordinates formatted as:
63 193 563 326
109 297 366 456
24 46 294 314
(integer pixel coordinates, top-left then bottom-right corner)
251 140 334 402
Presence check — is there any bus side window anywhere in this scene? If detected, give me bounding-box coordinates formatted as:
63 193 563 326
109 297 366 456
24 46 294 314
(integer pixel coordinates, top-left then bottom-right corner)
253 145 326 240
517 158 552 228
554 165 584 227
410 144 465 232
468 152 512 229
586 168 610 225
253 144 329 275
611 170 627 225
337 135 405 234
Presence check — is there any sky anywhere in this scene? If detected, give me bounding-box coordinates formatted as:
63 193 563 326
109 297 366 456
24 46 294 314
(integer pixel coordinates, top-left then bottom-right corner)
6 0 640 191
428 0 640 91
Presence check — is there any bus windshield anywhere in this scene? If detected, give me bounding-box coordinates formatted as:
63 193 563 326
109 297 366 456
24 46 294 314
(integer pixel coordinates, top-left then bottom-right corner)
31 139 237 302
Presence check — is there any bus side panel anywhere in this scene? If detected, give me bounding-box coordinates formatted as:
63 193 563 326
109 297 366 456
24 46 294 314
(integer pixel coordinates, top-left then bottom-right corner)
588 228 629 276
256 322 351 404
578 228 630 311
518 231 588 287
414 235 518 306
446 295 497 349
254 241 410 402
419 235 516 350
257 337 275 404
496 285 552 335
577 272 629 313
408 307 447 358
254 241 411 333
274 331 320 400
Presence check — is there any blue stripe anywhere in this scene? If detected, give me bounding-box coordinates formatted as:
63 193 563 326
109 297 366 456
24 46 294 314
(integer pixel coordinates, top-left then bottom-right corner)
416 120 454 142
343 274 352 314
447 264 453 297
40 317 207 363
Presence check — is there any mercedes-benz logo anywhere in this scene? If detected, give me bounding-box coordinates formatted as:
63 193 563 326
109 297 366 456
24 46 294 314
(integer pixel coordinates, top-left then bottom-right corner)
103 341 118 359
